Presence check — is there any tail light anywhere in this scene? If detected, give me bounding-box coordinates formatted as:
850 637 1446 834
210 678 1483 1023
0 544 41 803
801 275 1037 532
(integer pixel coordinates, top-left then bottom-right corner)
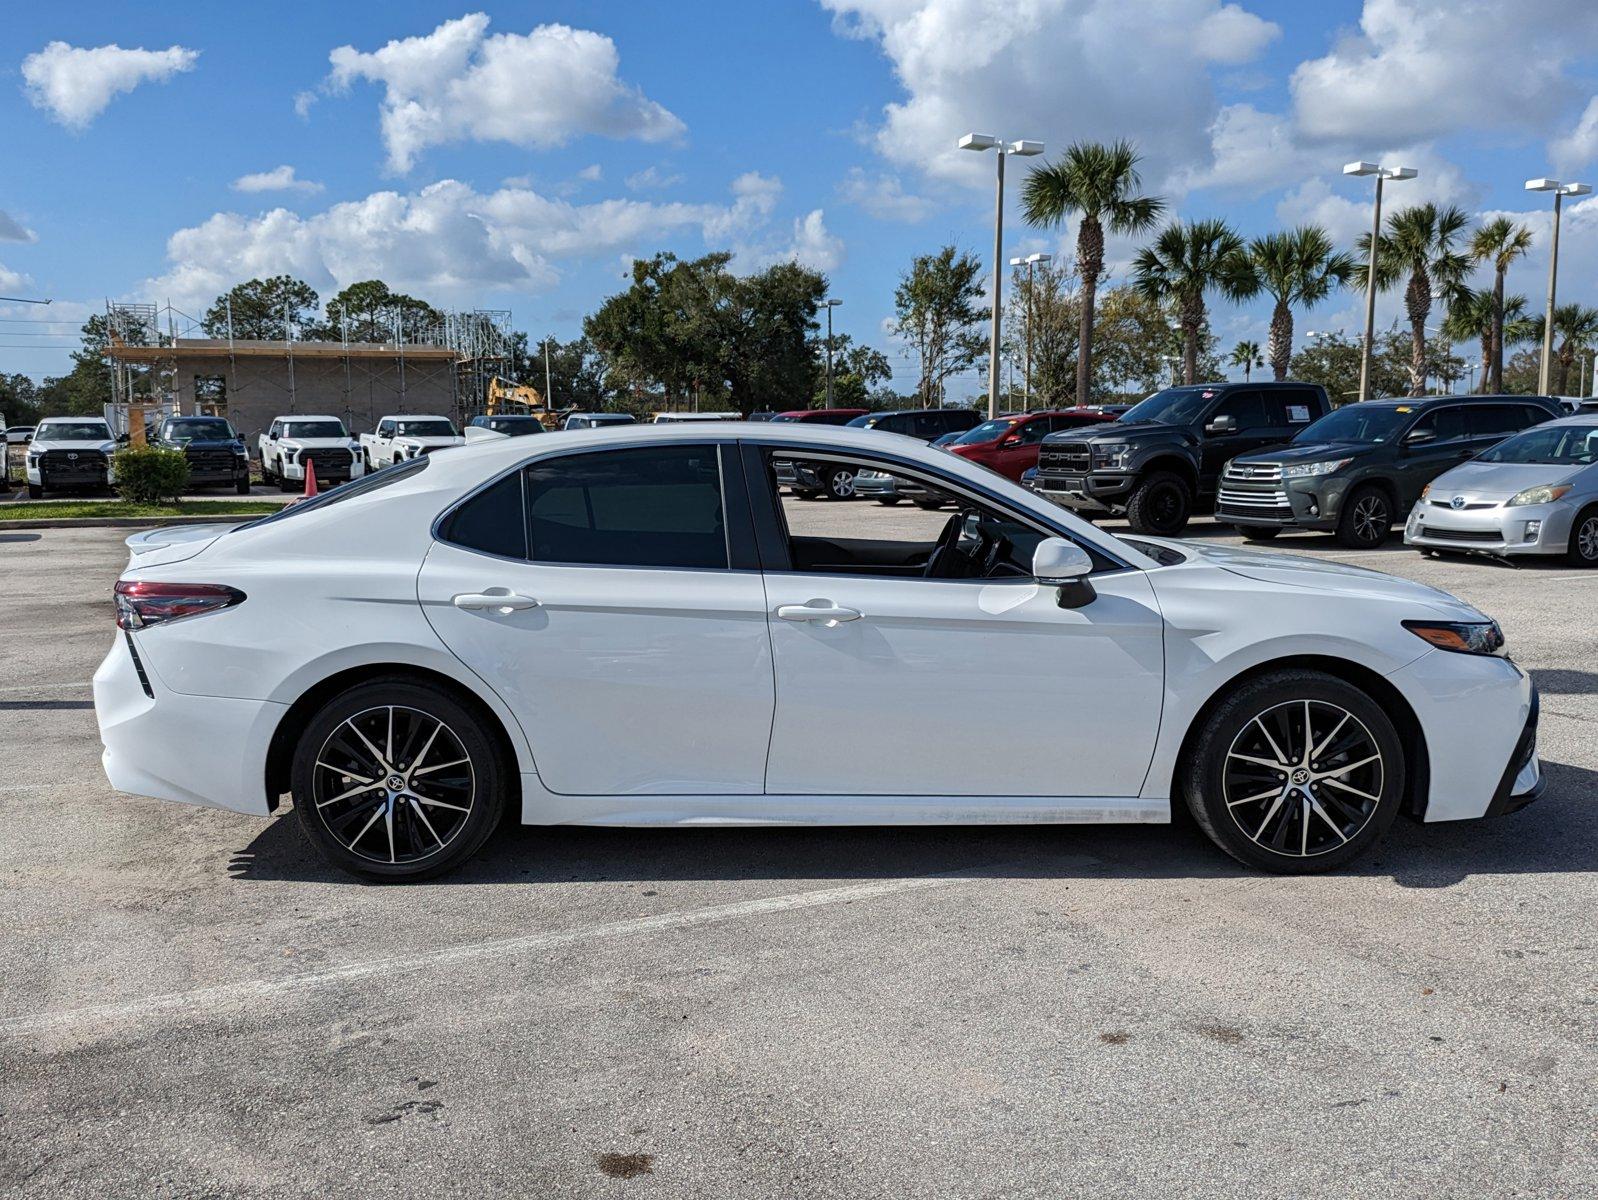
115 581 246 630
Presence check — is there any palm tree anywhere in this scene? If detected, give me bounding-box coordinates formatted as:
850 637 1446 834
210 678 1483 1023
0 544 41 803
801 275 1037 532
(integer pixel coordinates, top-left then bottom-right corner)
1243 226 1357 381
1228 340 1264 382
1023 140 1164 403
1357 203 1472 397
1131 219 1254 384
1469 217 1534 392
1533 303 1598 394
1442 289 1531 391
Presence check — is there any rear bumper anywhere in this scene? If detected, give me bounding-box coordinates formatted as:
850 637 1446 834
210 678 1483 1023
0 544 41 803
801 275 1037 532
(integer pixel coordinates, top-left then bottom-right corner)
94 635 282 817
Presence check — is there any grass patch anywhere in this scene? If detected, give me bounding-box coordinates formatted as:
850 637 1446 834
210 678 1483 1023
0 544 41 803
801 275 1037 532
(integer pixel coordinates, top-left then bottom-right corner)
0 499 284 522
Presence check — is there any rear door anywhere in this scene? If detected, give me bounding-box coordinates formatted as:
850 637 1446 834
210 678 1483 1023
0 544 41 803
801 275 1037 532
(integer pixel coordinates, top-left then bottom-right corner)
418 442 776 797
1396 405 1471 505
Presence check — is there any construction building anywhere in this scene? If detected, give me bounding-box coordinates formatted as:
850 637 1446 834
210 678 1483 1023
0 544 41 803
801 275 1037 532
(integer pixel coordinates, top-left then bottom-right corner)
102 302 519 442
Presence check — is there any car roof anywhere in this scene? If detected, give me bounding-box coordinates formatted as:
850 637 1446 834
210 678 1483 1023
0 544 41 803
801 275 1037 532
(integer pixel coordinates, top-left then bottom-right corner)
1357 394 1555 411
276 414 344 422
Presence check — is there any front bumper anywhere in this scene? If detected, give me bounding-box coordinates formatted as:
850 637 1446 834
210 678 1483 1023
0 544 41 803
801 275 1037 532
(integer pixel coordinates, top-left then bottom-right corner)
94 634 283 817
854 471 900 499
1034 471 1133 513
282 455 362 483
1485 690 1544 817
1215 475 1348 531
1404 498 1573 557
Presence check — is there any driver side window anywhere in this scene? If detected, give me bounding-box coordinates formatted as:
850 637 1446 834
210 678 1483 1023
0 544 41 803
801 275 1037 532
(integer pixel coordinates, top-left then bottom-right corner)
764 452 1045 580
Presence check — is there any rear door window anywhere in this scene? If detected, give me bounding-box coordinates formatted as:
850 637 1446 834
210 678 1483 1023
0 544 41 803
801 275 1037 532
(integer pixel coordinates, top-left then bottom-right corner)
1213 391 1268 430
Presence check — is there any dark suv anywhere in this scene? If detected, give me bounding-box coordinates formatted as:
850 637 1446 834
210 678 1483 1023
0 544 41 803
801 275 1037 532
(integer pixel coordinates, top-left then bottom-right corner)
844 408 982 441
1035 382 1330 534
1216 394 1563 548
153 415 252 494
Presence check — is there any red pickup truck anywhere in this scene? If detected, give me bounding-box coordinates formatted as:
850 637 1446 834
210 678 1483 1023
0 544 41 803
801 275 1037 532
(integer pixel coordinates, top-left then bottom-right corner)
944 409 1120 480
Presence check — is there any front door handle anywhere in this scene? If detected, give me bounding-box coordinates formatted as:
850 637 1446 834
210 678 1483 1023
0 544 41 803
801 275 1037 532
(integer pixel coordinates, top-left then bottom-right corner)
453 588 539 612
776 601 862 626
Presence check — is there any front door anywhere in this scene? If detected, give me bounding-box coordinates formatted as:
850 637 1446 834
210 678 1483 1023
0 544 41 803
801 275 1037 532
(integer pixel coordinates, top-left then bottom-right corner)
418 443 775 796
753 447 1164 798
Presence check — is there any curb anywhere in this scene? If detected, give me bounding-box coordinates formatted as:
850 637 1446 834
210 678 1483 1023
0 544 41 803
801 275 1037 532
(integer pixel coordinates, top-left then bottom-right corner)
0 514 266 531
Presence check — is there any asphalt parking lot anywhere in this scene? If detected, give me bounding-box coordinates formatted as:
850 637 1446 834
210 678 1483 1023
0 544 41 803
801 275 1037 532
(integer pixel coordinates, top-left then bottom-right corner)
1 517 1595 1197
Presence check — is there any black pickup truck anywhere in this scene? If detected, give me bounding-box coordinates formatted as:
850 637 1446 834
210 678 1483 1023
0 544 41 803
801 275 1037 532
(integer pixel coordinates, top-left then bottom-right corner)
153 415 252 494
1033 381 1331 534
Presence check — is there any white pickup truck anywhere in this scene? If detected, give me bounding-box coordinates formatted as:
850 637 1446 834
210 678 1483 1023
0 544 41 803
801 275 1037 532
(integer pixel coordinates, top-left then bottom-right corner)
259 415 365 492
25 416 120 498
359 415 465 470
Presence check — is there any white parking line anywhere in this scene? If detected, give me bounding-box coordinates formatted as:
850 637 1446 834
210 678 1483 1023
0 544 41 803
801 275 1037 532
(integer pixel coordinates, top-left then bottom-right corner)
0 857 1089 1038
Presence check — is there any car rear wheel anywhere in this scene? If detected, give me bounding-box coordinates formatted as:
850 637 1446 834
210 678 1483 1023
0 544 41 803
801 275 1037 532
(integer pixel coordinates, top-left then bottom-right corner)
1125 471 1191 536
1566 505 1598 568
290 678 507 882
822 467 857 500
876 497 903 506
1182 669 1403 873
1237 525 1281 542
235 477 251 495
1336 485 1392 549
27 483 43 500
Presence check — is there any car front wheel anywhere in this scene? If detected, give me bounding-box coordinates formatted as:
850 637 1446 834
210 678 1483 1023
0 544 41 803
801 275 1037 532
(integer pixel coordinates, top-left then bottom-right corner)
290 678 507 882
1336 485 1392 549
1125 471 1192 535
1182 669 1404 873
1567 505 1598 568
822 467 857 499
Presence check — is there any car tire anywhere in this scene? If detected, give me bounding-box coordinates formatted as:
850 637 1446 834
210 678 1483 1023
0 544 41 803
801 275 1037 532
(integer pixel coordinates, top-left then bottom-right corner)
236 477 252 495
822 467 857 500
1237 525 1281 542
913 499 945 510
1125 471 1192 536
1566 505 1598 568
290 677 508 882
794 489 820 501
876 497 903 507
1182 668 1404 873
278 474 298 493
27 483 43 500
1336 485 1392 549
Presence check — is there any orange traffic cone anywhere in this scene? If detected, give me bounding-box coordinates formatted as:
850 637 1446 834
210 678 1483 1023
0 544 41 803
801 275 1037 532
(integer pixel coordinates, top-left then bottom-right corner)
303 456 318 498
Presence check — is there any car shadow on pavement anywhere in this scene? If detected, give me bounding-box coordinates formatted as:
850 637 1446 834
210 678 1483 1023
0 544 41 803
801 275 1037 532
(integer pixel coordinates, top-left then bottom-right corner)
1531 667 1598 695
228 761 1596 892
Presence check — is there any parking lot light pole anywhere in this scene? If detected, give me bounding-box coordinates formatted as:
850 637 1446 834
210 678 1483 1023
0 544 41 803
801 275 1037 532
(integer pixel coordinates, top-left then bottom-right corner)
1009 252 1051 409
1344 162 1417 403
1525 178 1592 395
962 134 1044 419
820 298 842 408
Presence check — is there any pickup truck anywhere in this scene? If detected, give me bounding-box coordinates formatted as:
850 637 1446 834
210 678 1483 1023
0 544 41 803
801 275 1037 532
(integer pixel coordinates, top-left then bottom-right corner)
259 415 365 492
359 415 465 470
154 415 252 494
25 416 120 499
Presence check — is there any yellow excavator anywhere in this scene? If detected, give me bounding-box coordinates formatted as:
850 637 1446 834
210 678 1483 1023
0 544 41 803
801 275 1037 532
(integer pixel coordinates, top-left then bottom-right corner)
485 377 567 430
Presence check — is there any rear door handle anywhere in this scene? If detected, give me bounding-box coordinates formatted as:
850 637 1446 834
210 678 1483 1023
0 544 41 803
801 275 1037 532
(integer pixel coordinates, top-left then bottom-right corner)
453 589 539 612
776 601 862 625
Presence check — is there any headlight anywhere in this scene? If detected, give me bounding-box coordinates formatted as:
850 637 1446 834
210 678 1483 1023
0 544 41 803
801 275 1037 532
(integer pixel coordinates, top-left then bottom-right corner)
1282 458 1352 479
1092 443 1132 468
1403 619 1506 656
1506 484 1572 507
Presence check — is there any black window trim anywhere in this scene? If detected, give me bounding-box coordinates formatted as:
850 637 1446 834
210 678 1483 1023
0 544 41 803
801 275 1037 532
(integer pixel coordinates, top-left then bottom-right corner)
742 440 1136 578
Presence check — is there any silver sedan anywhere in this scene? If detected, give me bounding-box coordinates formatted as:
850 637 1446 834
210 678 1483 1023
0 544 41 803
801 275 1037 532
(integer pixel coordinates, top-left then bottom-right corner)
1404 415 1598 565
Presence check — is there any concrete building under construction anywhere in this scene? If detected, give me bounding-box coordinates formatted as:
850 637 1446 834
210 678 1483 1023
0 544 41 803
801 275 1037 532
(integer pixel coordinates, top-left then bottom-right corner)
102 303 518 442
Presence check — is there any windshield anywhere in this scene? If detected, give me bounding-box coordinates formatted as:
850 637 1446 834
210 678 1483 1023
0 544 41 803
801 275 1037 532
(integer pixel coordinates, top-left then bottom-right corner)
395 419 456 438
283 420 348 439
1293 404 1410 444
1118 387 1218 426
954 418 1018 445
1479 422 1598 465
485 417 544 432
166 418 236 440
845 414 880 428
37 421 111 442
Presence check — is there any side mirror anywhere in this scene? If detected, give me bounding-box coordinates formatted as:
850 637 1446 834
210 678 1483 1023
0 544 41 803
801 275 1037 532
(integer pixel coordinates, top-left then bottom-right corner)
1404 427 1436 446
1033 537 1096 608
1000 433 1022 447
1205 414 1238 436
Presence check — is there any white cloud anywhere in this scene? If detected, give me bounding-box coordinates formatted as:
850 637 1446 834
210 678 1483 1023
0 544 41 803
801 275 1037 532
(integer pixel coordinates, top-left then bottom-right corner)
837 168 933 222
1552 96 1598 172
0 211 37 243
21 41 197 129
575 164 603 183
326 14 685 172
138 175 803 312
1180 104 1314 195
821 0 1279 191
626 165 684 192
782 210 845 272
0 262 31 292
1290 0 1597 145
231 166 325 194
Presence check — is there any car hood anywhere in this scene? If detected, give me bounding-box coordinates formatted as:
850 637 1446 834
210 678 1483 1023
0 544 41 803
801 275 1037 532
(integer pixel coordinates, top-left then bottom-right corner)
1424 459 1576 500
123 523 239 568
1142 537 1484 620
395 435 464 448
1233 440 1375 465
30 438 117 455
1044 422 1195 447
168 438 244 450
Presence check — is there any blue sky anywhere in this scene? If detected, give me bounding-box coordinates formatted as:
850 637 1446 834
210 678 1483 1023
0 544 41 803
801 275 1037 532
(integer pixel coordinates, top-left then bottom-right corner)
4 1 1597 395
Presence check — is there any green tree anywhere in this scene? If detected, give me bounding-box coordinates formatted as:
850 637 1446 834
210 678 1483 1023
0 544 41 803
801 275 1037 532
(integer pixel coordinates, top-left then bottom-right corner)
31 314 118 417
812 334 892 408
1005 259 1080 405
509 333 615 411
1469 216 1534 392
1442 289 1533 392
892 245 988 406
1243 226 1357 380
1132 219 1254 385
1022 140 1164 404
1 371 41 425
1357 203 1472 396
202 275 321 341
1228 340 1264 382
1090 285 1217 396
318 279 442 343
1530 303 1598 394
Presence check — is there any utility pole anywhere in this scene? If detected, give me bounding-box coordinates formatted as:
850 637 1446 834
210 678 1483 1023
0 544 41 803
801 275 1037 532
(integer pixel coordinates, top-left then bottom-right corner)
543 336 553 409
1526 178 1592 395
1344 162 1416 401
821 298 841 408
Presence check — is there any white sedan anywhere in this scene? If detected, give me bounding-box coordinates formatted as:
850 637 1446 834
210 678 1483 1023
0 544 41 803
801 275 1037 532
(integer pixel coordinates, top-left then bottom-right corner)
95 423 1542 881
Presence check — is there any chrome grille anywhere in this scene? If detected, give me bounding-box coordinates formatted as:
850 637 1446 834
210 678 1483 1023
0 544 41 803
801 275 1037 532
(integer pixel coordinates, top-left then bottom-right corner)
1217 461 1288 511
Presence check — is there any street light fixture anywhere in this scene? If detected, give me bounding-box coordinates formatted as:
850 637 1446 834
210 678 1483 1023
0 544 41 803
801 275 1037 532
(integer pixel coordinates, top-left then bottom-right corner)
962 133 1044 418
1525 177 1592 395
819 298 842 409
1345 162 1417 402
1009 251 1051 409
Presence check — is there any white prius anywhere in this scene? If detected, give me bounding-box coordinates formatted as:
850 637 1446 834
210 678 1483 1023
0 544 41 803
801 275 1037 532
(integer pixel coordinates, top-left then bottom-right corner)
95 424 1542 881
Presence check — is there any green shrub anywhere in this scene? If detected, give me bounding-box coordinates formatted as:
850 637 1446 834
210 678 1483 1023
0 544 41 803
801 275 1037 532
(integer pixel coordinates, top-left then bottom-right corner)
113 445 190 503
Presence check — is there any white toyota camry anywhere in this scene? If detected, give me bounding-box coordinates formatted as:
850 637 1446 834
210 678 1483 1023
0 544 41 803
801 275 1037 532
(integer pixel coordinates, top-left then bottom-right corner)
94 422 1542 881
